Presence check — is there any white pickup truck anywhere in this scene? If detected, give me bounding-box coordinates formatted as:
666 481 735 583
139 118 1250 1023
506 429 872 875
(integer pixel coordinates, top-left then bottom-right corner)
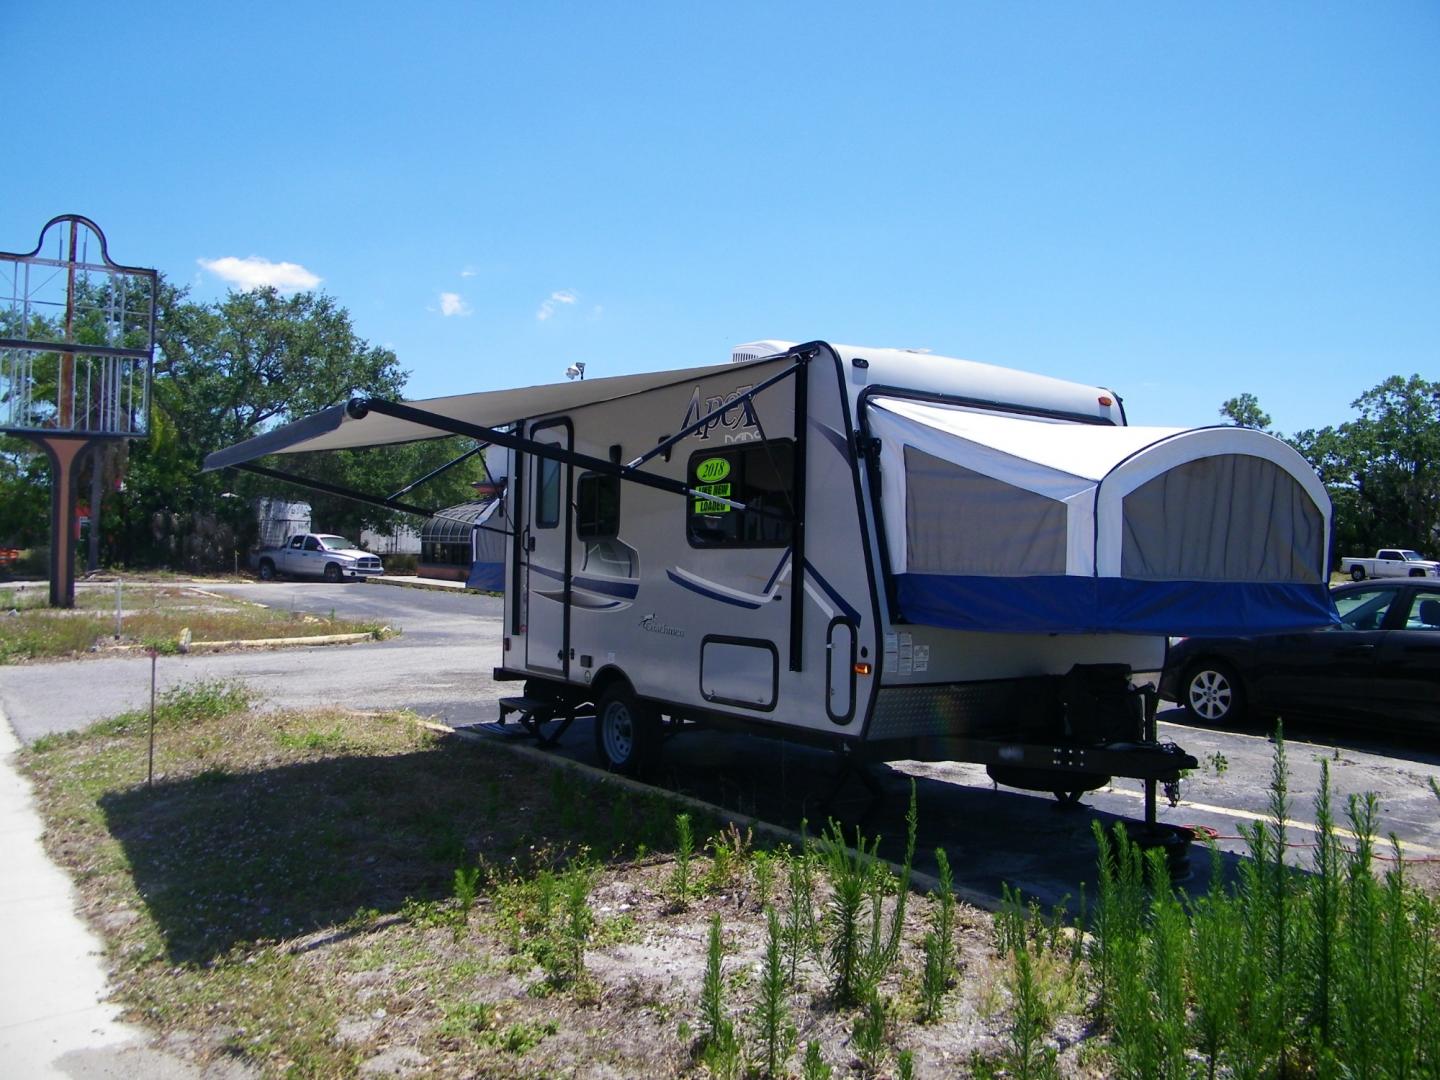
1340 549 1440 581
254 534 385 582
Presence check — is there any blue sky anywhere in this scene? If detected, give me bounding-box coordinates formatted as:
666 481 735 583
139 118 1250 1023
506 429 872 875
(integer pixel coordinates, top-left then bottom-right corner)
5 2 1436 435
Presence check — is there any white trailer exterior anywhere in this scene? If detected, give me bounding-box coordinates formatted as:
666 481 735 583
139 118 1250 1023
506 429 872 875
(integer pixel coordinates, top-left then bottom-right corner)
206 340 1336 804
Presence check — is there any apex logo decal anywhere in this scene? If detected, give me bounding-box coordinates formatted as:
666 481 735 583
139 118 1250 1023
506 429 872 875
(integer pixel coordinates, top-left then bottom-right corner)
682 385 759 441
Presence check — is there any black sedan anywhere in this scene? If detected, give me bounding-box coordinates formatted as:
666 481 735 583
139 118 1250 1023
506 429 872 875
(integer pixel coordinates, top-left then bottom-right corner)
1160 580 1440 727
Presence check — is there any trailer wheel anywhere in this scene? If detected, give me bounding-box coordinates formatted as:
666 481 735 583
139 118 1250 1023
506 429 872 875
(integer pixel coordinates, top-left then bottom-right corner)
1350 565 1366 581
258 559 276 581
594 683 660 777
323 562 343 583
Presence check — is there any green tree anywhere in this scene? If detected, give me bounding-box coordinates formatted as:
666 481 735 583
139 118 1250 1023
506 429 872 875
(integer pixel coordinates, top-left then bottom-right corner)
112 279 486 569
0 436 50 546
1220 393 1272 431
1289 375 1440 559
1224 376 1440 565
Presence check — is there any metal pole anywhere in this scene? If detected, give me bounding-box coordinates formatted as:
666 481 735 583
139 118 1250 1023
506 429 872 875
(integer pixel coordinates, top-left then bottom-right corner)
146 649 157 788
114 578 122 639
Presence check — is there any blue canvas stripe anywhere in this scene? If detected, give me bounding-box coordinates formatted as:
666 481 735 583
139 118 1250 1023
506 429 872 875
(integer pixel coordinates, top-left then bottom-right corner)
893 574 1339 636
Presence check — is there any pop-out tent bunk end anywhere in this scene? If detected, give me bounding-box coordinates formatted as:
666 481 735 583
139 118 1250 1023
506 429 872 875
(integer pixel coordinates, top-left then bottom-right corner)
866 398 1338 637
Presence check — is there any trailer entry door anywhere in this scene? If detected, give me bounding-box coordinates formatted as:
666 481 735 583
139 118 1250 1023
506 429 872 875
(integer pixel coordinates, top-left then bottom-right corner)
525 421 572 674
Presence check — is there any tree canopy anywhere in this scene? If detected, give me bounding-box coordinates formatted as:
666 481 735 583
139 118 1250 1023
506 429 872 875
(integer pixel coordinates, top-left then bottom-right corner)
3 277 491 569
1286 375 1440 560
1222 375 1440 563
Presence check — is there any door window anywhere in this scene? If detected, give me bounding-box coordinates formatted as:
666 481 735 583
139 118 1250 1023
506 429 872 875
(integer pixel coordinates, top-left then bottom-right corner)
1401 592 1440 631
1335 588 1396 631
536 456 562 529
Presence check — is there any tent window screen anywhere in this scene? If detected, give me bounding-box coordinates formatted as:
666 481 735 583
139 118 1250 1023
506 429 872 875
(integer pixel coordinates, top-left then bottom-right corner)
1121 454 1325 581
576 473 620 539
902 447 1067 575
686 440 794 548
536 457 562 529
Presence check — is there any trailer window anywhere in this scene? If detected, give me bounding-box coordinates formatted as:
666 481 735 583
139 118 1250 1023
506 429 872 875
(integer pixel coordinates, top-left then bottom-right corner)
576 472 620 539
536 456 562 529
686 440 794 548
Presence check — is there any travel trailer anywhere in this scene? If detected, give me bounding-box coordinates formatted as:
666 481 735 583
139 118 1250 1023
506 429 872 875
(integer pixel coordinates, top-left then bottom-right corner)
206 340 1335 819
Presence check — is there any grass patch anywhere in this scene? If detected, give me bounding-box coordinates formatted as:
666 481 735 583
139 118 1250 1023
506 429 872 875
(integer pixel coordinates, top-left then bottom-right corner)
23 693 1440 1078
0 584 389 663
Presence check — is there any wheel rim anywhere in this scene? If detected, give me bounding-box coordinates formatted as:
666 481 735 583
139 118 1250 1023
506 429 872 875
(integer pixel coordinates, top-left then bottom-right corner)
1351 567 1365 581
601 701 634 765
1187 669 1232 721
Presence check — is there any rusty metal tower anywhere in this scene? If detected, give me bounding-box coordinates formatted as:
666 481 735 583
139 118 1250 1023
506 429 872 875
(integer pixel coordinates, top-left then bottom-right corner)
0 215 157 606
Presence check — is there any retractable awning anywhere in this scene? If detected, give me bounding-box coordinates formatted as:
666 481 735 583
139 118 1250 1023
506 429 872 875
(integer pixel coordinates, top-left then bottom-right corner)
202 357 766 471
867 397 1337 636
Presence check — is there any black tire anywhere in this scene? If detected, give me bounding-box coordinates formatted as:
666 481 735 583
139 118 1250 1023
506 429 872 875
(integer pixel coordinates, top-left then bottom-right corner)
1350 565 1366 581
258 559 276 581
1410 568 1426 578
593 683 660 777
1182 660 1246 725
323 562 343 583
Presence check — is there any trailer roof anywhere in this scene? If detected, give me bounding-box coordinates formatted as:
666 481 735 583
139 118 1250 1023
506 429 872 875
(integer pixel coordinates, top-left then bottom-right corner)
203 355 774 471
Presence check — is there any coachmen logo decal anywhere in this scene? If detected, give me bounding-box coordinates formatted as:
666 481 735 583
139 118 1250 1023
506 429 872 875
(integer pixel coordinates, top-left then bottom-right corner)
638 614 685 638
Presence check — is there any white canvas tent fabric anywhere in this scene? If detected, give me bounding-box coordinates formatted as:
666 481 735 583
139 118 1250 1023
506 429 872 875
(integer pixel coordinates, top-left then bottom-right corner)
867 398 1336 635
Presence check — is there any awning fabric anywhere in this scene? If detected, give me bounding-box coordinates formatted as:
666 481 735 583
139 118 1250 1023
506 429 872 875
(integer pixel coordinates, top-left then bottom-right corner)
202 357 772 471
867 398 1336 635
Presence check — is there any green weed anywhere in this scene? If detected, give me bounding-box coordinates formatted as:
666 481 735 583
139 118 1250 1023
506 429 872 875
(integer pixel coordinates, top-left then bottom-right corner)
670 812 694 910
751 906 795 1078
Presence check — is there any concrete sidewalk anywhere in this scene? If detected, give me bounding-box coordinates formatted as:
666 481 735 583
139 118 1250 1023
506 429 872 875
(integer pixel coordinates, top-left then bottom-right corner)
0 713 214 1078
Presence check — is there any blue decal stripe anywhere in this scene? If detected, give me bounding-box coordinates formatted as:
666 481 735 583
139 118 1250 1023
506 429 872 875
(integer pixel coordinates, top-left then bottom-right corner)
764 551 791 593
573 575 639 599
813 420 852 460
805 562 861 625
666 569 764 609
528 563 638 598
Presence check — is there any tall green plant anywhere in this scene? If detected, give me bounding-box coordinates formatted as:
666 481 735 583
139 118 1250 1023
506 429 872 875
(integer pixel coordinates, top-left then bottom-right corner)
1187 841 1243 1079
919 847 957 1023
752 906 795 1078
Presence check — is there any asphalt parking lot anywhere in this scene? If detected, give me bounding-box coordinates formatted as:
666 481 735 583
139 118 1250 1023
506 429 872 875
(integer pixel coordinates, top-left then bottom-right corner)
4 578 1439 907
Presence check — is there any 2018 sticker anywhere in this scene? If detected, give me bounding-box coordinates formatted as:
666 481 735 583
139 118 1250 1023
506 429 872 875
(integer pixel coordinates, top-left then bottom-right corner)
695 457 731 483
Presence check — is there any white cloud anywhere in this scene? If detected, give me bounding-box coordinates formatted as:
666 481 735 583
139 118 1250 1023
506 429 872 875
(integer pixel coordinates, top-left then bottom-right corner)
197 255 321 292
459 266 478 278
439 292 472 317
536 289 578 321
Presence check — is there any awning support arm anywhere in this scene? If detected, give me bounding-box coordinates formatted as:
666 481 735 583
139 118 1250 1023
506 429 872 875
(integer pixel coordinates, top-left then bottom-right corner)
387 441 487 501
348 397 758 514
623 360 802 471
231 462 435 518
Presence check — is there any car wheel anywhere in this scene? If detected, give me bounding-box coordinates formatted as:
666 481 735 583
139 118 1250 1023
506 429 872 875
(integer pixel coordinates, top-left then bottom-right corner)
1350 566 1366 581
1182 661 1246 725
593 683 660 777
1409 568 1426 578
323 562 343 583
258 559 276 581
